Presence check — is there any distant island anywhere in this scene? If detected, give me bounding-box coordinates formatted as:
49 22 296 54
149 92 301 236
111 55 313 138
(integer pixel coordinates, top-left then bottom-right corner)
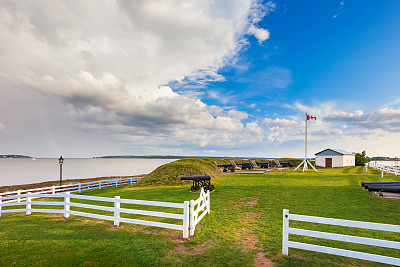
0 154 32 158
371 156 399 161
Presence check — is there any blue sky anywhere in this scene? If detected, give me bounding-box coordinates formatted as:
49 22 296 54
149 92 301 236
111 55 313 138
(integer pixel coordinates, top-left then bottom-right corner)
200 0 400 114
0 0 399 158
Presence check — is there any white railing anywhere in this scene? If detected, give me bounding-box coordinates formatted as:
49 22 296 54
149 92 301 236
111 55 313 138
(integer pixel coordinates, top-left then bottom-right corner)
190 187 210 236
0 189 211 238
369 162 399 176
282 209 400 266
0 177 141 204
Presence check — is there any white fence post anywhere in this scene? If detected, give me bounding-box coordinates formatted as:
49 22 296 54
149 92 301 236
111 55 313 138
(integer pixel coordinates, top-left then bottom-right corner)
116 179 118 187
78 183 81 193
382 171 384 178
207 191 210 214
26 193 32 215
114 196 120 226
52 186 56 194
64 192 70 218
99 181 102 189
130 178 133 184
190 199 195 236
183 201 189 238
282 209 289 256
17 190 21 203
0 197 2 217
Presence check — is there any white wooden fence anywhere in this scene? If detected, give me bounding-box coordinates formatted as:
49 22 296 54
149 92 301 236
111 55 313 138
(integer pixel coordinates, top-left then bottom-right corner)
0 188 211 238
190 188 210 236
0 177 141 204
369 162 399 176
282 209 400 266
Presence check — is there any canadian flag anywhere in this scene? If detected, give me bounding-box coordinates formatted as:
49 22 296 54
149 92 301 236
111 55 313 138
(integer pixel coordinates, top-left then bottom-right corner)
307 115 317 120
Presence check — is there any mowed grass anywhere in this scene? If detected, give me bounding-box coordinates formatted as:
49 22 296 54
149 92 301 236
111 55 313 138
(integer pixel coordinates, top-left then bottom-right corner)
1 166 400 266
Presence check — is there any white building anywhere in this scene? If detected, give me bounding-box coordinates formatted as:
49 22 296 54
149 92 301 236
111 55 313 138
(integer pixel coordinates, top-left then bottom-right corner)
315 148 355 168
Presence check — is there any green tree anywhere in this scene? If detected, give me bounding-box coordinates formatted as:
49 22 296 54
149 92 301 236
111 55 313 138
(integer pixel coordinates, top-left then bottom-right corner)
354 150 371 166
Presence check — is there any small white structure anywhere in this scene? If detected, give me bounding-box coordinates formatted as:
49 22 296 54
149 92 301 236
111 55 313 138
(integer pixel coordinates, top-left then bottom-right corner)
315 148 355 168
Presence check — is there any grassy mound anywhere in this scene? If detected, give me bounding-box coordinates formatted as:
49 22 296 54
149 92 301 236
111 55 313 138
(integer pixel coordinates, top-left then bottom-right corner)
138 158 223 186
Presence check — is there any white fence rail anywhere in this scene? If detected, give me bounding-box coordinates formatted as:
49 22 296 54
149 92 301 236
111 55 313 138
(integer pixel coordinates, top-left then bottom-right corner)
190 188 210 236
282 209 400 266
0 189 211 238
0 177 141 204
369 162 399 176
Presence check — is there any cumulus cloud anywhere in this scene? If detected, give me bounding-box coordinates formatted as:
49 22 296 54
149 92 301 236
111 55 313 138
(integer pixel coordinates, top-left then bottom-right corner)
325 108 400 131
0 0 276 153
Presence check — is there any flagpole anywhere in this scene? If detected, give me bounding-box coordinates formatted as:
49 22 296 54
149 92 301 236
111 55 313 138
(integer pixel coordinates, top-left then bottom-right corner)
305 113 308 171
294 113 317 172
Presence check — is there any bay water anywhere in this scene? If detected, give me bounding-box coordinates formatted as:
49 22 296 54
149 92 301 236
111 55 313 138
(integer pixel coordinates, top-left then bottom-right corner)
0 158 177 187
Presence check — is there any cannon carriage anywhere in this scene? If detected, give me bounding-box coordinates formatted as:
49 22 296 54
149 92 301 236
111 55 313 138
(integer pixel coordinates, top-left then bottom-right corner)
181 175 214 192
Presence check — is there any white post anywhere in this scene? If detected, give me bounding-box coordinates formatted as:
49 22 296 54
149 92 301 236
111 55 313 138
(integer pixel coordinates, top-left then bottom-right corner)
64 192 70 218
52 186 56 194
183 201 189 238
114 196 120 226
366 166 368 172
99 181 102 189
26 192 32 215
0 197 2 217
116 179 118 187
382 171 384 178
130 178 133 184
17 190 21 203
282 209 289 256
190 199 195 236
78 183 81 193
305 113 309 172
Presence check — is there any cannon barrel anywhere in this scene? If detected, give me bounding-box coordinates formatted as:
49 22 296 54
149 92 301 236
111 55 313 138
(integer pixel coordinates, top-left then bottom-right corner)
362 182 400 189
368 185 400 193
180 175 211 181
216 164 234 167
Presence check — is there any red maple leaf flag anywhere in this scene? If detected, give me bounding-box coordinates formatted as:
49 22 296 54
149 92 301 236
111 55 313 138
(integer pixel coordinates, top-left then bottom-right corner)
307 115 317 120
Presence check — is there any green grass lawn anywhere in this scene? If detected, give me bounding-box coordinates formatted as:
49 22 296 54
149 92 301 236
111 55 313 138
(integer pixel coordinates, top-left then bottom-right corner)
1 166 400 266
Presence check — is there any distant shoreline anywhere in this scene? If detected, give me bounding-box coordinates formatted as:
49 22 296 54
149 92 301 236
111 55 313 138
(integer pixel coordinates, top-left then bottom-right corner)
0 155 32 159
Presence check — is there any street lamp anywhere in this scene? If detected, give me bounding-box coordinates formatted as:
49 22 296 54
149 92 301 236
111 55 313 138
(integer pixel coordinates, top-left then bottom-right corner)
58 156 64 186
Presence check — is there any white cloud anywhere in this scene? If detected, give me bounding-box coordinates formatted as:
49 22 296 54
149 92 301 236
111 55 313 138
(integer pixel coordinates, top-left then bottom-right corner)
248 24 270 44
0 121 5 132
0 0 275 154
325 107 400 132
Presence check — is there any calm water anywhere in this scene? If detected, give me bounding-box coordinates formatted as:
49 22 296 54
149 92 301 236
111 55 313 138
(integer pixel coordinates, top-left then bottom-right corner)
0 158 177 187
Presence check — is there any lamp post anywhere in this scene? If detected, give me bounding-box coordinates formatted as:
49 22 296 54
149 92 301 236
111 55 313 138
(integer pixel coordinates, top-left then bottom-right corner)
58 156 64 186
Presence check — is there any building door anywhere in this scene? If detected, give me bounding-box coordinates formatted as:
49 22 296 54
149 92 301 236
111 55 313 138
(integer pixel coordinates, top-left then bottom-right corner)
325 158 332 168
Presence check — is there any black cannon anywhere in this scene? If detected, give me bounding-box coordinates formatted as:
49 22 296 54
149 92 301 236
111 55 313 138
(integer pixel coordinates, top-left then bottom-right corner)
257 162 269 168
236 162 253 170
361 182 400 189
280 162 293 168
181 175 214 192
368 185 400 193
212 161 236 172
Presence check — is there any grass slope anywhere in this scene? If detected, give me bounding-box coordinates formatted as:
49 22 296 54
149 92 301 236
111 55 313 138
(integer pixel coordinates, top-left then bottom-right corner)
1 166 400 266
138 158 223 186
